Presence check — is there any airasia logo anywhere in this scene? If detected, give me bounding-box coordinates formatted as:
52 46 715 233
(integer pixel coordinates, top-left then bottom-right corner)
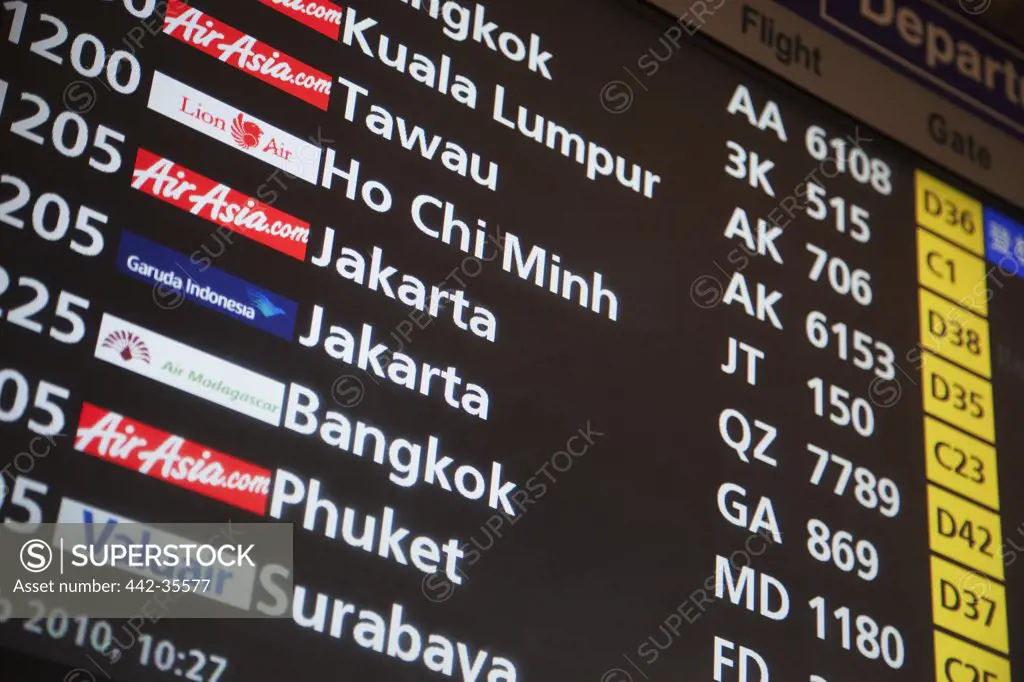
231 114 263 150
130 149 310 260
164 0 332 109
257 0 343 40
75 403 272 514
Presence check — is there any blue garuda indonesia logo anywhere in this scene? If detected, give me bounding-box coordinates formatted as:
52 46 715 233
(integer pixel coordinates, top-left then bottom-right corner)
248 290 286 318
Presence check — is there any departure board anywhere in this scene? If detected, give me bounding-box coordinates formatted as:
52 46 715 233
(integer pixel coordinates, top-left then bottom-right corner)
0 0 1022 681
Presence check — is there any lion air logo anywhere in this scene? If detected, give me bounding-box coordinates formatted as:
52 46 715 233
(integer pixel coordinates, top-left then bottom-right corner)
101 330 151 364
231 114 263 150
149 72 321 183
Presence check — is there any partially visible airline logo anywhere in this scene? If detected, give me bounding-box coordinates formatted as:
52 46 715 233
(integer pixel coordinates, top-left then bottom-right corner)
101 330 151 364
164 0 333 110
249 290 287 318
131 149 310 260
147 71 322 183
93 313 286 426
258 0 343 40
116 231 298 339
232 114 264 149
54 497 257 610
985 207 1024 279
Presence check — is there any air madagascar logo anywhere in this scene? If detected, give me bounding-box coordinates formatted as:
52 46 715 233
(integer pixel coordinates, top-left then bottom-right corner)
101 330 151 363
94 313 286 426
75 403 272 514
131 148 309 260
147 71 322 184
258 0 342 40
163 0 332 110
117 230 298 340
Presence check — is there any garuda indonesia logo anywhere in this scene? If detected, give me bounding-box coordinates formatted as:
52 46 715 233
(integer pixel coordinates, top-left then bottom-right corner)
248 290 286 318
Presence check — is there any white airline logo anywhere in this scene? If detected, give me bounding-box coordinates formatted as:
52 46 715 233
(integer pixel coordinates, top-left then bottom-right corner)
94 313 285 426
147 71 322 183
55 498 256 611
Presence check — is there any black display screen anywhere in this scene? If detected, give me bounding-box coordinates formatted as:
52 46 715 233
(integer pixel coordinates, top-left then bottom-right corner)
0 0 1021 681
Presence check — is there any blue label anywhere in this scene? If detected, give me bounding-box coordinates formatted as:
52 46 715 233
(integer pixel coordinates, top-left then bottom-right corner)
984 207 1024 279
775 0 1024 141
117 231 298 340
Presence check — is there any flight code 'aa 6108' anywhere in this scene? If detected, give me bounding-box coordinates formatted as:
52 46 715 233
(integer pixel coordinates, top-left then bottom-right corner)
805 125 893 196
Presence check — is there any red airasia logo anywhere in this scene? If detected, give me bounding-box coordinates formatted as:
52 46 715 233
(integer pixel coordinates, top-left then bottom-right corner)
258 0 342 40
164 0 333 109
75 403 272 514
130 149 311 260
231 114 263 150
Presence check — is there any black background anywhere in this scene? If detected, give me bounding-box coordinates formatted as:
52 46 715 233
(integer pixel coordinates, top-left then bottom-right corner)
0 0 1021 680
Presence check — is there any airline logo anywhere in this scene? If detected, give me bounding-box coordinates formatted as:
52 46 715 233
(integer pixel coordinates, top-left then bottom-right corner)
100 330 151 364
75 403 272 514
117 231 298 340
131 149 310 260
258 0 343 40
94 313 286 426
985 207 1024 278
147 71 322 184
232 116 263 149
54 497 256 611
164 0 332 110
